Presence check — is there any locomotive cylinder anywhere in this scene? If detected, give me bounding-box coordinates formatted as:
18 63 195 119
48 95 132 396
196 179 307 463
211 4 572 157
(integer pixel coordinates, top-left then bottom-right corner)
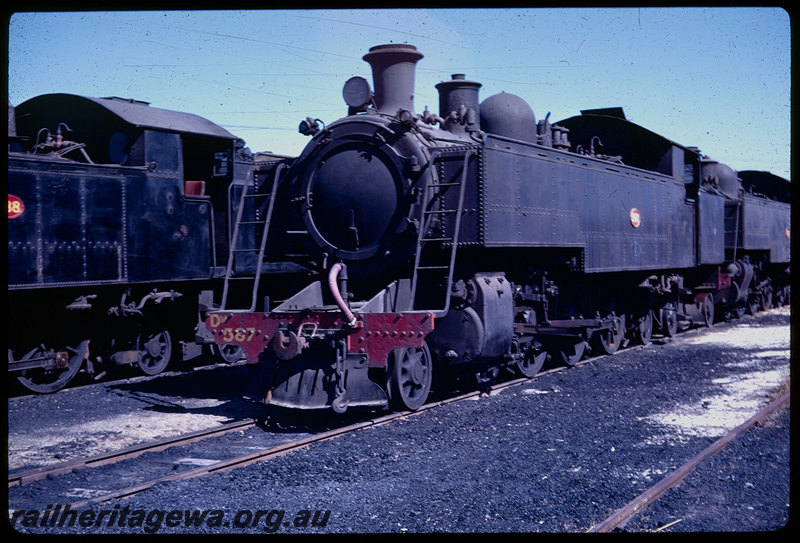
362 44 423 115
426 274 514 366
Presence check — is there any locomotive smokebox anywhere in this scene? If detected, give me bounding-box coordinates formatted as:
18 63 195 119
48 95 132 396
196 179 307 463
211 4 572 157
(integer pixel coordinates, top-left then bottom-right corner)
436 74 482 133
363 44 423 115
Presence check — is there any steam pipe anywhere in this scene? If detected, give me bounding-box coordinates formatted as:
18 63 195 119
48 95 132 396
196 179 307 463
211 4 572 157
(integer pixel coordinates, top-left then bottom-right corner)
328 263 357 326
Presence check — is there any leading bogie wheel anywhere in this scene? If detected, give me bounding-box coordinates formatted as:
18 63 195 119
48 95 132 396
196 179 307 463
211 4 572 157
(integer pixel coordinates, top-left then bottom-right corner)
215 343 245 364
387 342 432 411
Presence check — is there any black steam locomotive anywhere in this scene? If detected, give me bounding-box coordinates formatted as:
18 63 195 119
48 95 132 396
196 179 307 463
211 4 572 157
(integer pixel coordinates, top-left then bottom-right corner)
7 93 306 393
205 43 790 413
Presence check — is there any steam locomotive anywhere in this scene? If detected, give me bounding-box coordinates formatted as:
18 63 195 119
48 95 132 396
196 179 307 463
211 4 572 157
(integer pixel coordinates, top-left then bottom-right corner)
7 94 307 393
205 43 790 413
204 43 790 413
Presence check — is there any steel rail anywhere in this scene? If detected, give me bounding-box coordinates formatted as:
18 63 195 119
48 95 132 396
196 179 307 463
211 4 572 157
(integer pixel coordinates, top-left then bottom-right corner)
587 388 790 533
11 316 775 511
8 418 258 487
7 338 629 499
57 350 619 510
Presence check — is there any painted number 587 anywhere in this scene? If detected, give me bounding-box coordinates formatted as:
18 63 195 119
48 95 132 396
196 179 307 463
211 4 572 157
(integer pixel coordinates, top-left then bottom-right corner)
220 327 256 342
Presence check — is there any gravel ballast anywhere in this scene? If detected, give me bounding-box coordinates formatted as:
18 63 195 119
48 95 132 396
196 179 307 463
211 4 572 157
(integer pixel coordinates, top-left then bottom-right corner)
7 307 790 533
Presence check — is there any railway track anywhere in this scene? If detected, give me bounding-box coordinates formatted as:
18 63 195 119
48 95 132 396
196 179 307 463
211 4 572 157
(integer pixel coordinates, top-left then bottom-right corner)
588 388 790 533
8 309 789 530
8 419 258 487
7 346 625 510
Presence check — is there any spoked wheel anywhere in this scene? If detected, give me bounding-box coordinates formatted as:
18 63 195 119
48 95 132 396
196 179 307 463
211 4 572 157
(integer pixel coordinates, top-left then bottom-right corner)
660 302 679 338
555 336 586 367
515 342 547 378
215 343 245 364
632 310 653 346
592 315 625 355
701 294 715 327
387 343 432 411
17 341 87 394
136 330 173 376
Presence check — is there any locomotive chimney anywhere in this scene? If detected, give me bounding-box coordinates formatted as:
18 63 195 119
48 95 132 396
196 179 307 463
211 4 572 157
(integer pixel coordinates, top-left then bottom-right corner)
363 44 423 116
435 73 482 133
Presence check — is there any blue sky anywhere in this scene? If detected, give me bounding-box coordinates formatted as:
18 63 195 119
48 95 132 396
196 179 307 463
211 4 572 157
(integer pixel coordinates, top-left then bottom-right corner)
8 8 790 178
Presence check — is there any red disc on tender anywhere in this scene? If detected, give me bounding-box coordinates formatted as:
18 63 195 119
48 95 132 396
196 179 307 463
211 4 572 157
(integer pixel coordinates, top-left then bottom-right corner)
8 195 24 219
630 208 641 228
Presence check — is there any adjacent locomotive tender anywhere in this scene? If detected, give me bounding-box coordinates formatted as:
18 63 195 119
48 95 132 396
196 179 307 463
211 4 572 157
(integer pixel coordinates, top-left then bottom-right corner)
8 94 303 393
205 43 790 413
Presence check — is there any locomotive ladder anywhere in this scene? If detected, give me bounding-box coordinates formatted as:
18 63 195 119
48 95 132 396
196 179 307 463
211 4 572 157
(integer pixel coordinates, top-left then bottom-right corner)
220 163 285 312
409 149 473 317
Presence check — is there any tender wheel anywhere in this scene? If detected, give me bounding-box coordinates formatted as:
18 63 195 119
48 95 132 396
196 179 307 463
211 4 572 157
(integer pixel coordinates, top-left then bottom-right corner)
660 302 679 338
701 294 715 327
747 295 760 316
387 343 432 411
593 315 625 355
774 286 791 307
17 342 86 394
633 310 653 346
555 337 586 367
137 330 173 376
759 289 773 311
774 287 786 307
